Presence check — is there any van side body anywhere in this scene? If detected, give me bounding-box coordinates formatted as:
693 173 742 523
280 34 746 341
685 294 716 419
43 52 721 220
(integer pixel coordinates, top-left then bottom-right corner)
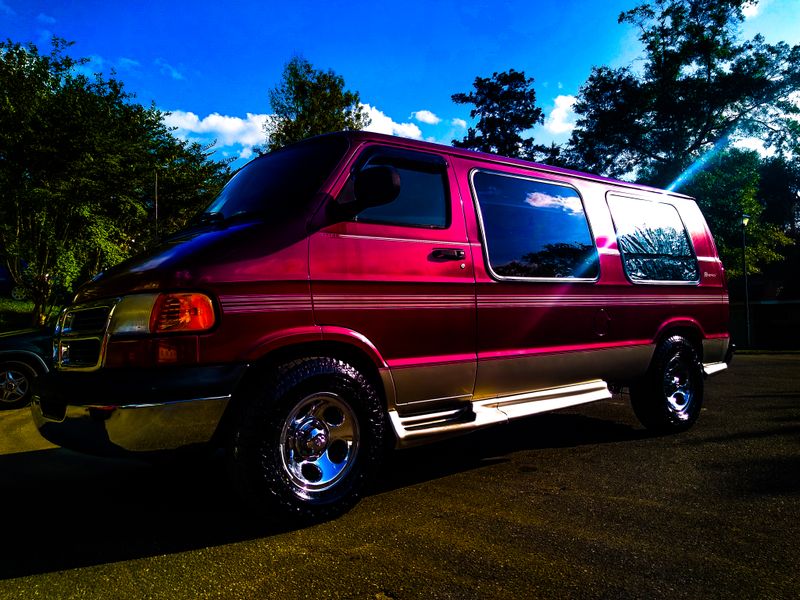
33 131 731 519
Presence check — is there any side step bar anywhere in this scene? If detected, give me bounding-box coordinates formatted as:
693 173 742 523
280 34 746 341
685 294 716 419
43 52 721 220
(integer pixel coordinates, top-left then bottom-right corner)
389 380 612 448
703 361 728 377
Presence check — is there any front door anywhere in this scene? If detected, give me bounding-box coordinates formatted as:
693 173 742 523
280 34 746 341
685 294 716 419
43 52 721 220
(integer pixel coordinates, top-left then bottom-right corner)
309 144 476 414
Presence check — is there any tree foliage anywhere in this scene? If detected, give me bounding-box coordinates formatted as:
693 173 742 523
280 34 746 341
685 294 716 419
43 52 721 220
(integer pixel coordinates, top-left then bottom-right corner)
681 148 792 277
264 57 370 151
566 0 800 186
451 69 544 158
758 154 800 237
0 39 230 324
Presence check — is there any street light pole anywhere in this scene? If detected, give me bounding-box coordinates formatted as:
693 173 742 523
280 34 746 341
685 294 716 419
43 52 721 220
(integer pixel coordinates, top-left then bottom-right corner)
741 214 751 347
154 169 159 239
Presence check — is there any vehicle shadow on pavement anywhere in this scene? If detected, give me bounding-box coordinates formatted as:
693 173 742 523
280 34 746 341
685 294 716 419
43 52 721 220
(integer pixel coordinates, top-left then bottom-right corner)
0 448 287 580
0 410 646 580
379 411 649 494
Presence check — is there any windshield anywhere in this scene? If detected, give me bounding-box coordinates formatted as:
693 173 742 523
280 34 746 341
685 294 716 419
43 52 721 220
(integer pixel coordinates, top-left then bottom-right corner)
204 135 349 221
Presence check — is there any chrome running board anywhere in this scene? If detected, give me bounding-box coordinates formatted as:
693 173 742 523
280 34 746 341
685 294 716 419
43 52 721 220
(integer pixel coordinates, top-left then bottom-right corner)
703 361 728 377
389 380 612 448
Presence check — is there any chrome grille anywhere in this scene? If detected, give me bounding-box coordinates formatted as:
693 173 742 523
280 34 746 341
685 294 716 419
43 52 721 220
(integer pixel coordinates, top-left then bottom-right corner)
63 307 111 334
56 302 116 371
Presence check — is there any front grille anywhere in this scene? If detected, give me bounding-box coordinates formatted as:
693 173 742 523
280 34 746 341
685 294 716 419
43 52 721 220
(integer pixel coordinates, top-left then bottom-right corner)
64 307 111 333
59 338 103 368
56 302 115 371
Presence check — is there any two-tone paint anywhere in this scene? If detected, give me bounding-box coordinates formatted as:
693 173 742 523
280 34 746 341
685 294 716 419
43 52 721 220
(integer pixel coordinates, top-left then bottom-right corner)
32 131 730 453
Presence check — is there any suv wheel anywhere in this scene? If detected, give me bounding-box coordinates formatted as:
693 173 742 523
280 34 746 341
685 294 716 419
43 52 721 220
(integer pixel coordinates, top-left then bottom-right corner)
630 335 704 433
228 357 385 522
0 360 36 409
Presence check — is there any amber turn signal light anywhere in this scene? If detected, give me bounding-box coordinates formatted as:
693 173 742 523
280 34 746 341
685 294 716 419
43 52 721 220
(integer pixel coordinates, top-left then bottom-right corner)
149 293 215 333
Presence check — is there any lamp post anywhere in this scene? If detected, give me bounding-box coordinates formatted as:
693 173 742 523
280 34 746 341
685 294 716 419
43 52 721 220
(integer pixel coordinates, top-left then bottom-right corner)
741 214 751 347
154 169 159 239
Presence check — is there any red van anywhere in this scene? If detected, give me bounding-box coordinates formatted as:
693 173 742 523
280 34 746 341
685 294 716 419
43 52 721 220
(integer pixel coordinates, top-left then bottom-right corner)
33 131 732 520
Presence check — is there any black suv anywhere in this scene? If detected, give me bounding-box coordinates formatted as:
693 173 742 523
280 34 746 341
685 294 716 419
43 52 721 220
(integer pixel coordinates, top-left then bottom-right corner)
0 328 52 409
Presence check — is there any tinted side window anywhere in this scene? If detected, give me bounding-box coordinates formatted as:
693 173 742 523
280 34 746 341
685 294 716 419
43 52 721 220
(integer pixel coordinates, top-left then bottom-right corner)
472 171 599 279
339 149 449 228
607 195 699 283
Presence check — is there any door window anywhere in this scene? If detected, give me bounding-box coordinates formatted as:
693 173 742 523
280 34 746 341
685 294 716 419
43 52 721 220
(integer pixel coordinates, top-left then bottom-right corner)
472 171 599 280
338 148 449 229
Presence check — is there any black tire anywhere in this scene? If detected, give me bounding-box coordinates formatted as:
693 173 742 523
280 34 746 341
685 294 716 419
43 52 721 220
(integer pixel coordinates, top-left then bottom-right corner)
0 360 37 409
227 357 385 522
630 335 704 433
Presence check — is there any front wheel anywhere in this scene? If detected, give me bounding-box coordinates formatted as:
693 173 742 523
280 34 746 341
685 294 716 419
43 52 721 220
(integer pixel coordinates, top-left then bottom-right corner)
228 357 385 522
0 361 37 409
630 336 703 433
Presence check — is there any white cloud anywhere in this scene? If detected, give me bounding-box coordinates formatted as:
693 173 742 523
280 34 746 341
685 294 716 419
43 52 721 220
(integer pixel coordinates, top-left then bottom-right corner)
37 13 56 24
411 110 442 125
117 57 141 71
742 1 764 19
526 192 583 215
451 118 468 129
544 95 577 135
733 137 772 155
0 1 15 16
362 104 422 139
155 58 185 81
163 111 268 148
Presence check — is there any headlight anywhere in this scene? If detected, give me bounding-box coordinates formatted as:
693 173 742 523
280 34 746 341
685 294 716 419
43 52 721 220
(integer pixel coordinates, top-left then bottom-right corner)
108 293 216 335
150 293 216 333
108 294 159 335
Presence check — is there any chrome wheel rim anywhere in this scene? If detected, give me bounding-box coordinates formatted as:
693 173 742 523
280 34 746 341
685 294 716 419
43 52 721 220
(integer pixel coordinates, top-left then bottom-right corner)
279 392 359 497
0 368 29 404
663 352 695 420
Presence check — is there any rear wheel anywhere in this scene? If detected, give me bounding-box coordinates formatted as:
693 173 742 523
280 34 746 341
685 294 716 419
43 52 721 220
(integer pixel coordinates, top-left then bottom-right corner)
228 357 385 522
630 336 703 433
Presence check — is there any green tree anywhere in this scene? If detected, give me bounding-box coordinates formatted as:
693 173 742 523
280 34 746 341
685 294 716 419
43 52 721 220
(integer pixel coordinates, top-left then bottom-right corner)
264 57 370 151
758 155 800 237
451 69 544 158
682 148 792 277
566 0 800 186
0 39 230 324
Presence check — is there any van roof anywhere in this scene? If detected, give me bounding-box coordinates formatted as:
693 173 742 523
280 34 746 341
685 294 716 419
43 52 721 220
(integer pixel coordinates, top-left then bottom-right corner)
317 130 694 201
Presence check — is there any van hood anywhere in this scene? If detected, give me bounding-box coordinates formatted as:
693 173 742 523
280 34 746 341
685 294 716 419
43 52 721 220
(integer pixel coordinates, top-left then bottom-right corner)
73 218 303 303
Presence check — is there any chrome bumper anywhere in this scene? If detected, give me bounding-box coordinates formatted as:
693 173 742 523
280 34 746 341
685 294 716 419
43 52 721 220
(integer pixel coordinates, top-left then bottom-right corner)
32 394 231 454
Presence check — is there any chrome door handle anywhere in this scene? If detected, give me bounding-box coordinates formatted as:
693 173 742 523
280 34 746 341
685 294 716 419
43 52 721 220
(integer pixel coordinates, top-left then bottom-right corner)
431 248 466 261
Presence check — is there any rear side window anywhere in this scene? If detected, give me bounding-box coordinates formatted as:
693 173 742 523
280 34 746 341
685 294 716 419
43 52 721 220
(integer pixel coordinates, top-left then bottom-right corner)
472 171 599 279
607 195 699 283
339 148 449 228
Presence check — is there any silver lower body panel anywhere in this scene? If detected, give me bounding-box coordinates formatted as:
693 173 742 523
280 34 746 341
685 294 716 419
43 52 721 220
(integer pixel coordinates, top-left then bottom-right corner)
31 395 230 454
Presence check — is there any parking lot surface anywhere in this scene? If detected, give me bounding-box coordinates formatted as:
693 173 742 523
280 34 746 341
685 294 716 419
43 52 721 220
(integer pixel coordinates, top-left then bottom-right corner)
0 354 798 599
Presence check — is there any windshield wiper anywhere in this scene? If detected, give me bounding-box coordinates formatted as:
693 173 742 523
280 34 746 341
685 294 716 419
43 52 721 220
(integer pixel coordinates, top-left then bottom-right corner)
194 211 225 225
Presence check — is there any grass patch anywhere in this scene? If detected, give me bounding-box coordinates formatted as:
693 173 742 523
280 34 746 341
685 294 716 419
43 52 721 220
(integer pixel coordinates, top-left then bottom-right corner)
0 298 36 331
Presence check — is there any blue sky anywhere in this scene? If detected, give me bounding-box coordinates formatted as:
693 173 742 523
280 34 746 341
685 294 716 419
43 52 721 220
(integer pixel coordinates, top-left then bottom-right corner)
2 0 798 167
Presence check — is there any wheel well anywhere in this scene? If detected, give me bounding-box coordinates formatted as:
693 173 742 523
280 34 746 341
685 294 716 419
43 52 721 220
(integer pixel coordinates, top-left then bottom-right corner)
654 326 704 362
212 341 387 447
0 352 47 375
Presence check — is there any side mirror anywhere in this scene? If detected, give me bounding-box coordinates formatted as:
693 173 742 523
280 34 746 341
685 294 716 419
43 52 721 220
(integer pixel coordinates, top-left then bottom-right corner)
353 165 401 209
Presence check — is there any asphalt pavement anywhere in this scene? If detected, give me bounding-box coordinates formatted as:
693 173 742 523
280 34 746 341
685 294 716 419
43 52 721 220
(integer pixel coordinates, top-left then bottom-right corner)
0 354 798 599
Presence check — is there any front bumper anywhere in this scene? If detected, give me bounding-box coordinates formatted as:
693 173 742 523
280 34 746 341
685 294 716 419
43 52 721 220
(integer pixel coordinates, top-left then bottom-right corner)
31 364 247 455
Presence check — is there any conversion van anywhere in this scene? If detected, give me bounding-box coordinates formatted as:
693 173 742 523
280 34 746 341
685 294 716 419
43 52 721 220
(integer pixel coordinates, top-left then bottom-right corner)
33 131 732 520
